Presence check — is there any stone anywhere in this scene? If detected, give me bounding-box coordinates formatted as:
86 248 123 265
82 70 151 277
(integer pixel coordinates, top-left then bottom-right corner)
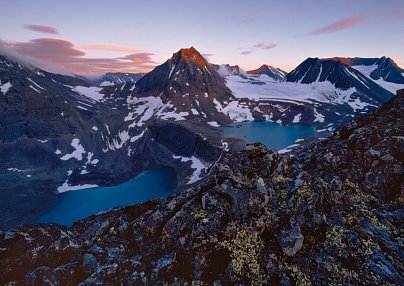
279 225 304 256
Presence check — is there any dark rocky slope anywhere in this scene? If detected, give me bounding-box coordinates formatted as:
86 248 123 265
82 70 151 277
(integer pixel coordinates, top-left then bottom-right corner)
1 90 403 285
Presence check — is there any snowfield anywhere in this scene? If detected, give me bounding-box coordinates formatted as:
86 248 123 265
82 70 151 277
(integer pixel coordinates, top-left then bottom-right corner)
73 86 105 101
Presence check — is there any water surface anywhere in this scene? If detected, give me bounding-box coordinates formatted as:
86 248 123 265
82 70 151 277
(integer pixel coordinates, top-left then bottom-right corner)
32 167 177 226
223 121 316 150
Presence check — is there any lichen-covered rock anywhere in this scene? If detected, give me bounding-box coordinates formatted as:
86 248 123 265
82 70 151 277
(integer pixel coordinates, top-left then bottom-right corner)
1 90 403 285
279 224 304 256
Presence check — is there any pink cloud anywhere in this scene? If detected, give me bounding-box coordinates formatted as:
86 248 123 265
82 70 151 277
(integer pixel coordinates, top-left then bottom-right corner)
24 24 60 35
0 38 156 74
240 50 253 55
78 44 146 53
307 15 366 36
254 43 277 49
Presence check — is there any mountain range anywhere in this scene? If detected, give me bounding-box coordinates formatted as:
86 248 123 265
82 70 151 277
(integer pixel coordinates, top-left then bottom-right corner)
1 86 402 285
0 47 403 229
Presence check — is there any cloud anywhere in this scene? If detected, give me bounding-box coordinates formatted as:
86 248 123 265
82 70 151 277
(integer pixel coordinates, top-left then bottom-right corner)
202 53 213 61
237 17 257 25
0 38 156 74
307 15 366 36
24 24 60 35
254 43 277 50
240 50 253 55
78 44 146 53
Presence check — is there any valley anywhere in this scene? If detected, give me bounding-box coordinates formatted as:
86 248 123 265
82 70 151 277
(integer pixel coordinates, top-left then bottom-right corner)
1 48 403 230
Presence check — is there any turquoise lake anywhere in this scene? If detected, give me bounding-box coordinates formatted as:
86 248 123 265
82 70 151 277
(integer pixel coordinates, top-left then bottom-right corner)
32 121 315 226
223 121 316 150
32 167 177 226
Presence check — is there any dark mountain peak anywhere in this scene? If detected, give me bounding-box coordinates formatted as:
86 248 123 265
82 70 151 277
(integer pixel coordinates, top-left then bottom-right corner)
371 57 404 83
134 48 234 122
169 47 209 68
375 56 399 69
286 57 393 103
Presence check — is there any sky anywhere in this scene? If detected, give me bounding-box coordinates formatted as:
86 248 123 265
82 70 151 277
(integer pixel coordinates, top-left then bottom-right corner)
0 0 403 75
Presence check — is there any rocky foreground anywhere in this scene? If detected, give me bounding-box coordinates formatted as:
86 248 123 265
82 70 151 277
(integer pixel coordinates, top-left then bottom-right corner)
1 90 403 285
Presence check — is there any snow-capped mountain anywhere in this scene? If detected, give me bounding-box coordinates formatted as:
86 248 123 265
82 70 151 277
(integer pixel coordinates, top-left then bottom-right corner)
247 64 287 81
285 57 392 103
222 57 397 126
212 64 247 77
87 72 144 86
133 47 237 124
324 57 404 84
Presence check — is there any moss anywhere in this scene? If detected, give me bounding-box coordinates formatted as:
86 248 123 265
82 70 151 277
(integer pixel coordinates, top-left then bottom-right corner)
218 228 267 285
324 225 349 256
295 184 313 209
272 175 287 184
191 209 207 219
282 263 312 286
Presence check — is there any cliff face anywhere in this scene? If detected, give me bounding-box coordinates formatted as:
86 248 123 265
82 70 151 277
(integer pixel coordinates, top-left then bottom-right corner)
1 90 403 285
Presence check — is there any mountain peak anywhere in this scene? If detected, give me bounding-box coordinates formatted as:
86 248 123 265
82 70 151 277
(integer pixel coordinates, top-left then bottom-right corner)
246 64 286 81
170 47 208 67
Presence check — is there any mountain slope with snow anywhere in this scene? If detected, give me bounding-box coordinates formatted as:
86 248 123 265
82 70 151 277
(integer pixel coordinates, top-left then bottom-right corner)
247 64 287 81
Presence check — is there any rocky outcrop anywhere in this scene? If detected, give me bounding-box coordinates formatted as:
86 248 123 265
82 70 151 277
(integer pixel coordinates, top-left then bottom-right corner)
1 90 402 285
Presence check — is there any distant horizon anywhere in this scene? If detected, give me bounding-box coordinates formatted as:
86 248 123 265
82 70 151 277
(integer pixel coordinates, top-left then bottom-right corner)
1 0 403 74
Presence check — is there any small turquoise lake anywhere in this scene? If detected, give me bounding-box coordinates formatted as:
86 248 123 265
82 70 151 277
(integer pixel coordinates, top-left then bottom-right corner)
32 167 177 226
223 121 316 150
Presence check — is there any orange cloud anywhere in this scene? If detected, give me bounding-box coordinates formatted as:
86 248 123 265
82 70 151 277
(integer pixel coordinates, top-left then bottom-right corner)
307 15 366 36
0 38 156 74
78 44 146 53
24 24 60 35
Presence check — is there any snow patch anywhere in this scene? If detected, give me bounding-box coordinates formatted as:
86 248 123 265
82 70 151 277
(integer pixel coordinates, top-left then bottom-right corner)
0 81 12 94
60 139 85 161
173 155 207 184
72 86 104 101
292 114 302 123
207 121 220 127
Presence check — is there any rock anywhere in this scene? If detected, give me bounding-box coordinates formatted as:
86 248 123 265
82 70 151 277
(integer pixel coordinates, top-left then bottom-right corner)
279 225 304 256
153 253 176 273
82 253 98 274
367 251 403 283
